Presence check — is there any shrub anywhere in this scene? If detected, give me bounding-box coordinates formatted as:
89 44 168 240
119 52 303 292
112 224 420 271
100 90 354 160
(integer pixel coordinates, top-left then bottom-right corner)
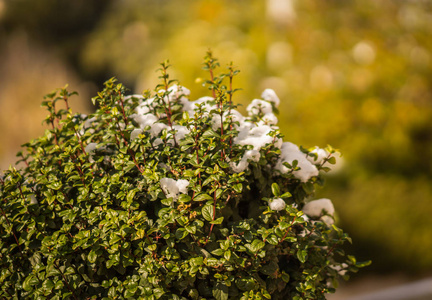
0 53 368 299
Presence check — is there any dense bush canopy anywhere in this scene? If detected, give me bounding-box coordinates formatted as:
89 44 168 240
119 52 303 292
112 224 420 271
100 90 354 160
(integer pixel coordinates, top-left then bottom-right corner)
0 57 367 299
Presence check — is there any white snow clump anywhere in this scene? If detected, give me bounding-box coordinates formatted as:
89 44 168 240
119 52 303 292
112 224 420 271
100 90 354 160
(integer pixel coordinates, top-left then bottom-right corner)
330 263 349 276
210 109 245 131
247 99 273 116
160 178 190 201
306 147 329 165
130 128 143 140
79 115 97 136
269 198 286 211
261 89 280 108
302 198 335 225
85 142 98 153
275 142 319 182
85 142 99 163
230 149 261 173
30 194 38 205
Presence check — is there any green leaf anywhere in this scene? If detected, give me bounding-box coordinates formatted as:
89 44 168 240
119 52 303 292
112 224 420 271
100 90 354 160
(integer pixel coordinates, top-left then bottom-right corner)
203 129 220 138
23 275 39 292
178 194 191 203
267 235 279 245
210 217 224 225
124 289 136 298
194 193 213 202
260 261 278 276
233 183 243 194
211 248 224 256
271 182 280 197
88 249 98 263
202 204 214 222
46 265 61 277
55 280 64 290
185 225 196 234
126 189 137 203
356 260 372 268
161 197 173 206
47 181 62 190
212 282 228 300
327 156 336 164
147 244 157 251
280 192 292 198
302 182 314 194
43 279 55 292
224 250 231 261
110 233 122 245
154 288 165 298
175 228 188 240
297 249 308 263
281 271 290 283
235 277 255 291
251 239 265 252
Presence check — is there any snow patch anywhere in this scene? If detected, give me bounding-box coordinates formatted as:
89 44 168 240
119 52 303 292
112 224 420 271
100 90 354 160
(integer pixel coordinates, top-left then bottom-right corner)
269 198 286 211
275 142 318 182
261 89 280 108
302 198 335 225
160 178 190 201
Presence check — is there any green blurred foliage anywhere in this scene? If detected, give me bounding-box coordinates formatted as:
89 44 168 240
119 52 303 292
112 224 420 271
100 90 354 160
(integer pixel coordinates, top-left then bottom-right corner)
1 0 432 274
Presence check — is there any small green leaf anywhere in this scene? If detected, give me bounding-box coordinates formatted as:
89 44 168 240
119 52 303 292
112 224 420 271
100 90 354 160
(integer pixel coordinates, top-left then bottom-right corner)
46 266 61 277
246 239 265 254
302 182 314 194
175 228 188 240
194 193 213 202
55 280 64 290
88 250 98 263
281 271 290 283
154 288 165 298
233 183 243 194
203 129 220 138
110 233 122 245
297 249 308 263
271 183 280 197
147 244 157 251
224 250 231 261
280 192 292 198
202 204 214 222
178 194 191 203
211 248 224 256
126 189 137 203
185 225 196 234
327 156 336 164
43 279 55 292
356 260 372 268
212 282 228 300
210 217 224 225
23 275 38 292
47 181 62 190
260 261 278 276
267 235 279 245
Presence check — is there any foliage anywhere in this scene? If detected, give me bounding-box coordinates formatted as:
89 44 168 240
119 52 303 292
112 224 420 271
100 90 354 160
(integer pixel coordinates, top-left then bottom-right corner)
2 1 432 273
0 55 367 299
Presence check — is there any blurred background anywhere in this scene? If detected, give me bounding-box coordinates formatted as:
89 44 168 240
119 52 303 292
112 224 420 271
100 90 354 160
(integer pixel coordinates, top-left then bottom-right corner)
1 0 432 297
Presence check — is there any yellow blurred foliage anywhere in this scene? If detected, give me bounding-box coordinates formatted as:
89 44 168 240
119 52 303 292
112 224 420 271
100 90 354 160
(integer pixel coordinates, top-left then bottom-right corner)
0 33 93 169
